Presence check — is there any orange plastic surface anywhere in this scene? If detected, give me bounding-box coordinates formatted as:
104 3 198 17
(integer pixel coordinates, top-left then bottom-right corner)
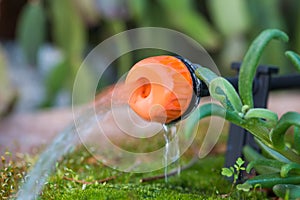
125 56 193 124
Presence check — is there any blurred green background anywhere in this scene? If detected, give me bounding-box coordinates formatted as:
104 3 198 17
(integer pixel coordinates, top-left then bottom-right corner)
0 0 299 115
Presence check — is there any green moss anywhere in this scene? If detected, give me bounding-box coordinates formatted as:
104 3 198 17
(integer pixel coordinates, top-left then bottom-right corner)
1 127 266 200
37 149 267 200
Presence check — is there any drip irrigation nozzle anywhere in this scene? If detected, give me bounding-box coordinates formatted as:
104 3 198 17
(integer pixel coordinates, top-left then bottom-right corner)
125 55 202 124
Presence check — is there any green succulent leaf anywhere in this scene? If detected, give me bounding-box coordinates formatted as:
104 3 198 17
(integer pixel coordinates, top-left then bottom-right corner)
273 184 300 199
243 145 284 174
50 0 86 61
255 139 291 163
184 103 244 138
285 51 300 72
281 163 300 177
195 66 219 86
209 77 243 112
243 145 266 162
246 159 285 174
294 126 300 153
271 112 300 150
17 1 46 65
184 103 221 138
246 173 300 188
238 29 289 108
244 108 278 128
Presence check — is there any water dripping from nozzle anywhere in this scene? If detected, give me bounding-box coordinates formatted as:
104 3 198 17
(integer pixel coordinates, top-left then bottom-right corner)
162 123 181 182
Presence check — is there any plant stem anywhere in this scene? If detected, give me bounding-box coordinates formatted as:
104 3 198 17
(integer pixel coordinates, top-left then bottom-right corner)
242 122 271 145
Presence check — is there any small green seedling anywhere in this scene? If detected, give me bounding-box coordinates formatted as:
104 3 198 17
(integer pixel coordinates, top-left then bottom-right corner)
221 157 249 193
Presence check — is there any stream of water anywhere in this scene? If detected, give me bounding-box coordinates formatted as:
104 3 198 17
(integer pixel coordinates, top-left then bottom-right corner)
163 124 181 182
16 107 104 200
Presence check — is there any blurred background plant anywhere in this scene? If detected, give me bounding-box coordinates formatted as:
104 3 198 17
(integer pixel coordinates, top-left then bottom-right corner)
0 0 300 114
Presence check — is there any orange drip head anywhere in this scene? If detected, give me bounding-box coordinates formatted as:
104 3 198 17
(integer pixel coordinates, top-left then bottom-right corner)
125 55 195 124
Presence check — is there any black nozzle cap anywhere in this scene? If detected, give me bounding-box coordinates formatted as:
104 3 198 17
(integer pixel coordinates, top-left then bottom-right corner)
170 55 203 123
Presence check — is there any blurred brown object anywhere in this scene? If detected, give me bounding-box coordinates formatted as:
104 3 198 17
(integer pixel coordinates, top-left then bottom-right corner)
0 108 73 154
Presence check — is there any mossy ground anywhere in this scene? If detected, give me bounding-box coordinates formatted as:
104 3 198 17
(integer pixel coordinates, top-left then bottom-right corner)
36 148 267 200
1 121 268 199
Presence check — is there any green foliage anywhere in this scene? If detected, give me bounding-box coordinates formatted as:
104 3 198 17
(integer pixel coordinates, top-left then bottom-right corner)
246 158 284 175
285 51 300 72
209 77 243 112
49 0 87 99
245 173 300 188
293 126 300 153
281 163 300 177
184 103 242 139
207 0 251 36
17 1 46 65
243 108 278 128
221 167 234 177
193 29 300 160
270 112 300 150
108 21 132 78
221 158 249 193
273 184 300 199
158 0 220 50
189 29 300 198
238 29 288 108
50 0 86 61
42 61 69 107
14 0 300 107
